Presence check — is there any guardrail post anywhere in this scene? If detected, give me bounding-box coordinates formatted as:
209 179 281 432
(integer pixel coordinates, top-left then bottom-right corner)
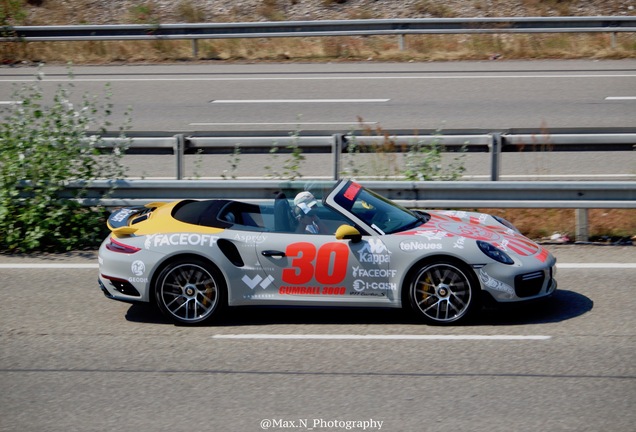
332 134 346 180
490 132 502 181
398 34 405 51
192 40 199 58
611 32 617 49
576 209 589 242
175 134 185 180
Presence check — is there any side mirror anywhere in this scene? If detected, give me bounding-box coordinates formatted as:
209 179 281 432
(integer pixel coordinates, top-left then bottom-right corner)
335 225 362 243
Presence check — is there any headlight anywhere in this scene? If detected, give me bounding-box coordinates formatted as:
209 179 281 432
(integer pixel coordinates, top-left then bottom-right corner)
493 215 520 233
477 240 514 265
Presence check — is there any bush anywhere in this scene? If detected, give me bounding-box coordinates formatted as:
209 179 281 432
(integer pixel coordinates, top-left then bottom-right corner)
0 66 129 252
341 121 467 180
403 133 467 181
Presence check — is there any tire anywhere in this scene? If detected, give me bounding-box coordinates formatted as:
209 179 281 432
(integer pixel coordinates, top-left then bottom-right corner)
408 260 479 325
154 258 225 325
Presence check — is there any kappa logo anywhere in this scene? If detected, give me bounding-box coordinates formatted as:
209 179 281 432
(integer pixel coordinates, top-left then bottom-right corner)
358 239 391 264
362 238 388 253
242 274 275 290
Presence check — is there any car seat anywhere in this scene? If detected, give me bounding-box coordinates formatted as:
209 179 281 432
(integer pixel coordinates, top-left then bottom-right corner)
274 192 297 232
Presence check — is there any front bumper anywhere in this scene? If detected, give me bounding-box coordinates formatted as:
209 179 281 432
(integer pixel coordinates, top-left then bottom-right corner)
477 260 557 303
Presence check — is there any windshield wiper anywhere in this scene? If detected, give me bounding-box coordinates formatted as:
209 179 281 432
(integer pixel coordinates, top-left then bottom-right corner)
416 211 431 223
401 212 430 231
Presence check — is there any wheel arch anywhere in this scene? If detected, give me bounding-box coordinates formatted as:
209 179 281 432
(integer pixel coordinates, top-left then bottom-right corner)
402 254 475 290
149 252 228 307
400 254 480 313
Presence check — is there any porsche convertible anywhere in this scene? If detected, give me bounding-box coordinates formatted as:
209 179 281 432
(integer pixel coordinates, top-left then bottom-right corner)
98 179 557 325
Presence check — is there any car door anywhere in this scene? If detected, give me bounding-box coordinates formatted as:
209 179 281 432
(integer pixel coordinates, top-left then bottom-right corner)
254 232 396 303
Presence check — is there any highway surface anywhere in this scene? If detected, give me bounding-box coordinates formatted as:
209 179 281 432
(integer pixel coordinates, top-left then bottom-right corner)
2 60 634 180
1 60 635 131
1 245 634 432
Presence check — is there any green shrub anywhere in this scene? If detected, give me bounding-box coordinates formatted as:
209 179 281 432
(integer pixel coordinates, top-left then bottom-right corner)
341 122 466 180
265 126 306 180
0 0 27 26
0 67 129 252
403 133 467 181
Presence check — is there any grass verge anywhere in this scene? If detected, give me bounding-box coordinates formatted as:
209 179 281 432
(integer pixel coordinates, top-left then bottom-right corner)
2 33 635 64
478 208 635 244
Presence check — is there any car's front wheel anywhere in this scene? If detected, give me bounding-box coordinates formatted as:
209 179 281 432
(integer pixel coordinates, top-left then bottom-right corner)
154 258 225 325
408 260 479 325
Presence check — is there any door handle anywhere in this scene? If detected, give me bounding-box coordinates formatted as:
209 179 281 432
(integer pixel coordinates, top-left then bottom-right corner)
261 250 286 258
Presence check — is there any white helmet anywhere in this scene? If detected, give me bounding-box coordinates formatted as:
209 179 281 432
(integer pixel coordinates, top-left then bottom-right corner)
294 191 318 215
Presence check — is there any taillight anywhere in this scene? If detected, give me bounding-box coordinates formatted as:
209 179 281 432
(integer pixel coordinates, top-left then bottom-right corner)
105 237 141 254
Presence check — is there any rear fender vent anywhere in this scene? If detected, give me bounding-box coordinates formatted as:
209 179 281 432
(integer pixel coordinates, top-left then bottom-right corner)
217 239 245 267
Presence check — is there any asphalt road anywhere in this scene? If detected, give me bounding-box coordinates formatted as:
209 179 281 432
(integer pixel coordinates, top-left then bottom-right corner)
1 60 635 131
1 61 634 431
2 60 634 180
1 245 634 432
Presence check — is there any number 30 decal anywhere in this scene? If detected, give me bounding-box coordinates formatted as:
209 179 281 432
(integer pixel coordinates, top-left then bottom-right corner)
282 242 349 285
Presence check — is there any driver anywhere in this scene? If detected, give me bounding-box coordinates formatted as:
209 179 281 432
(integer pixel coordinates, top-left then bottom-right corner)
294 191 328 234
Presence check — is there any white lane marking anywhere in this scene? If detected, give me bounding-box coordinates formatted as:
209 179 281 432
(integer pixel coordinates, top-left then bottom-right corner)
496 174 636 179
464 175 636 180
557 263 636 269
605 96 636 100
209 99 389 103
0 100 22 104
0 263 634 269
189 121 378 126
1 74 635 83
213 334 551 340
0 263 98 269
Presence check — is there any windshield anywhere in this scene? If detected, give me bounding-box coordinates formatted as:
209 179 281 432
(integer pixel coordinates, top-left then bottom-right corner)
334 181 426 234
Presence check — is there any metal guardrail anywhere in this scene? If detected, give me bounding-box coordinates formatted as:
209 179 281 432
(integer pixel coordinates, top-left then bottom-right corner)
61 179 636 242
5 17 636 40
3 16 635 52
98 129 636 181
65 179 636 209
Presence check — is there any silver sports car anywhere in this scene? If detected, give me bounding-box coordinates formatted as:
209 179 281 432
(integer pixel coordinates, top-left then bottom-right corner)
98 179 557 325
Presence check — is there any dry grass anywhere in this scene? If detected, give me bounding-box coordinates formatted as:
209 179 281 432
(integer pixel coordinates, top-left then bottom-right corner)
478 208 635 242
414 0 457 18
522 0 576 16
3 32 635 64
176 0 208 23
2 0 634 63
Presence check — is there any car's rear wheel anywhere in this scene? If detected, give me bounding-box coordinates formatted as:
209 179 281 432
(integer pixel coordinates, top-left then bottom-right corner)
154 258 225 325
408 260 479 325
